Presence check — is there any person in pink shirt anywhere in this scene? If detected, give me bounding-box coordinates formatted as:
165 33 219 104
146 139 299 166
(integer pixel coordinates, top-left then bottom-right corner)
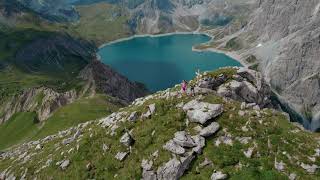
181 80 188 95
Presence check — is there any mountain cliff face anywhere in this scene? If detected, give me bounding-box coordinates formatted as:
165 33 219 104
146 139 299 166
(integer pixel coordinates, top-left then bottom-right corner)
128 0 247 34
242 0 320 131
70 0 251 35
200 0 320 131
0 87 77 124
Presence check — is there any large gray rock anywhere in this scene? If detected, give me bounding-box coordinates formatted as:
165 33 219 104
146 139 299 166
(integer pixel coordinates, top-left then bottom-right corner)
60 160 70 170
128 111 139 121
300 163 319 174
200 122 220 137
141 159 156 180
199 158 213 168
274 158 285 172
157 153 195 180
142 104 156 119
61 130 82 145
197 75 227 90
237 67 262 89
191 135 206 154
163 140 185 155
141 159 153 171
115 152 128 161
120 132 134 146
173 131 196 148
183 100 223 124
142 170 157 180
211 171 228 180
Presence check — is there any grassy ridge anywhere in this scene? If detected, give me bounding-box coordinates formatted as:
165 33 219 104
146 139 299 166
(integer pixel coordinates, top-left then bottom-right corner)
33 95 123 140
0 94 123 150
0 86 319 179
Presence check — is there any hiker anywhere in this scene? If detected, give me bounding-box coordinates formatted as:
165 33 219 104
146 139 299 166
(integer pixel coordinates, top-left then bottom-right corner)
190 83 195 96
181 80 188 94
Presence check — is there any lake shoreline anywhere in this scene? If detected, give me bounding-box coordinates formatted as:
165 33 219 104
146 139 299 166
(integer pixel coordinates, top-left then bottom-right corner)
192 47 247 67
98 31 212 48
98 31 246 68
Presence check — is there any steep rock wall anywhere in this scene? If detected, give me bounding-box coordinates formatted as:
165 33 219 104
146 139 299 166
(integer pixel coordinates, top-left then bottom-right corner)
245 0 320 130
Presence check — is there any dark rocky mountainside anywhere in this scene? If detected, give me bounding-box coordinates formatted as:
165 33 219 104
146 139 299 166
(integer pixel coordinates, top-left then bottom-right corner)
13 31 96 74
79 60 149 102
0 0 79 22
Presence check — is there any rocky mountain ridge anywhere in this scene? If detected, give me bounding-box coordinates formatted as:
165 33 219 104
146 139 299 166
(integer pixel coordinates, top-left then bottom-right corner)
0 87 77 124
0 67 319 179
0 59 149 125
79 60 149 103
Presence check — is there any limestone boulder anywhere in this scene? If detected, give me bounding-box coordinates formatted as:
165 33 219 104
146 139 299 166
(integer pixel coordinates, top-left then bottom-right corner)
183 100 223 124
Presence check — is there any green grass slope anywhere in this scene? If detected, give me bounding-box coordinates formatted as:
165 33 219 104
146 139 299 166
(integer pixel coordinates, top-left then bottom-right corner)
0 94 123 151
33 95 123 140
0 112 38 150
72 2 132 45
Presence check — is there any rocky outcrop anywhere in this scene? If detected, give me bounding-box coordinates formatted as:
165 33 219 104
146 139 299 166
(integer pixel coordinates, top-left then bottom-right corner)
156 153 195 180
217 69 272 108
0 87 77 124
182 100 224 124
120 132 134 146
79 60 149 103
156 99 223 179
196 67 273 109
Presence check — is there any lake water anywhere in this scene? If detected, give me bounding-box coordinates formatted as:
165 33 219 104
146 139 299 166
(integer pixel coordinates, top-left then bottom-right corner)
98 34 242 92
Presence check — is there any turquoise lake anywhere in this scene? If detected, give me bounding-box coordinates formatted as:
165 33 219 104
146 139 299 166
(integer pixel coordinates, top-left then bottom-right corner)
98 34 242 92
